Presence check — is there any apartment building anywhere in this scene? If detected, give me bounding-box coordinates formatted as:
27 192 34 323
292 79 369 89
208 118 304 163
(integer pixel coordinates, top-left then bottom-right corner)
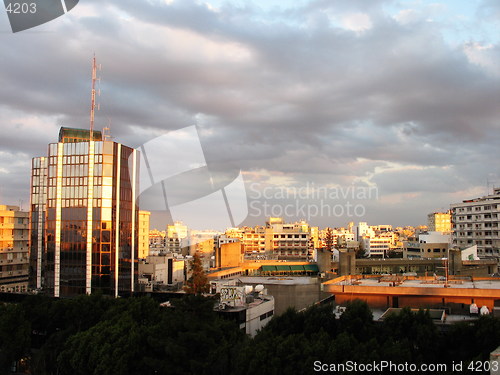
0 205 29 292
428 211 452 233
266 218 310 260
166 221 188 253
138 210 150 259
451 188 500 258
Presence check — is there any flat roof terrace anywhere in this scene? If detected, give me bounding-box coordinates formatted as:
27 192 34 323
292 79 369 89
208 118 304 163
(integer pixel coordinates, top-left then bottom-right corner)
322 275 500 312
329 276 500 290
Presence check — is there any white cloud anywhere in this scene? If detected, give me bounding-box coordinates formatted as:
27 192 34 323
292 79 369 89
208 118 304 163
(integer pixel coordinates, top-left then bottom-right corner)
394 9 421 25
341 12 373 32
463 42 500 77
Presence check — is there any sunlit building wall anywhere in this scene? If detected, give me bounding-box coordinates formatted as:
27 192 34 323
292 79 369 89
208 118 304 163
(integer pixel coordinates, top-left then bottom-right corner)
138 211 150 259
428 211 451 233
0 205 29 293
266 219 310 260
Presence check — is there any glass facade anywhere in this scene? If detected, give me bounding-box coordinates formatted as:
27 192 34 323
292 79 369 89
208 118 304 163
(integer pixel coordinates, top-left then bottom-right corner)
30 130 139 297
29 156 47 290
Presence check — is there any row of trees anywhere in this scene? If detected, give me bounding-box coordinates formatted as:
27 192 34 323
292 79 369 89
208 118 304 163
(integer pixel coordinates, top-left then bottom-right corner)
1 295 500 374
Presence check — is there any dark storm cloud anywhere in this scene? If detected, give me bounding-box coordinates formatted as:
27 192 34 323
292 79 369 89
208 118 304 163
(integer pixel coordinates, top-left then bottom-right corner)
0 0 499 227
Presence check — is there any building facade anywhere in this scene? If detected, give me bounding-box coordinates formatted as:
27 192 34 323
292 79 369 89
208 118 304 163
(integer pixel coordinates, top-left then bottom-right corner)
30 127 139 297
138 210 150 259
403 232 449 259
428 211 451 233
266 218 311 260
451 188 500 258
138 255 185 291
0 205 29 293
166 221 188 253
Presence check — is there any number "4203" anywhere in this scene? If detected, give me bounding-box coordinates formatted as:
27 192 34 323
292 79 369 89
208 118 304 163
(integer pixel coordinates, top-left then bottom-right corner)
6 2 37 14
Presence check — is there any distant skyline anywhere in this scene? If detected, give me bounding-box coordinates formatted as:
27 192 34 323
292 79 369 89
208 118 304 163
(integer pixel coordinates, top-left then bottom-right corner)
1 0 499 230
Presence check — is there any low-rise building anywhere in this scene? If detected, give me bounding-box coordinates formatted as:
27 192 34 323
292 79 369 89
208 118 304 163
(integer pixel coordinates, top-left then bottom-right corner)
403 232 450 259
216 242 244 268
323 274 500 314
138 255 185 291
361 235 393 258
214 285 274 336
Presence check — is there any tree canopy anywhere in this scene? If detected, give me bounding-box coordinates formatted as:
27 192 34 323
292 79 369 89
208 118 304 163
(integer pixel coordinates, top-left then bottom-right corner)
1 296 500 374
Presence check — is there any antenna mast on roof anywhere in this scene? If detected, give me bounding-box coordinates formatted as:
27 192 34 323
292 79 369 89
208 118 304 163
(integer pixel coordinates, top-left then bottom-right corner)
89 54 101 141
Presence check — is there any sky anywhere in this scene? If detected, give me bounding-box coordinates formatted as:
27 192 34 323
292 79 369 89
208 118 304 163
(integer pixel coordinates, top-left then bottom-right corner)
0 0 499 230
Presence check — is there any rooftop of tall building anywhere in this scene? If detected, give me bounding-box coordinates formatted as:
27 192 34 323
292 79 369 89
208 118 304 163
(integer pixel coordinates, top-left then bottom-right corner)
58 127 102 143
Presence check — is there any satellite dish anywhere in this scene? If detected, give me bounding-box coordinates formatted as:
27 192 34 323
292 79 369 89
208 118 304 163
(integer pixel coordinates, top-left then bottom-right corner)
470 303 478 314
480 305 490 315
255 285 264 293
244 285 253 294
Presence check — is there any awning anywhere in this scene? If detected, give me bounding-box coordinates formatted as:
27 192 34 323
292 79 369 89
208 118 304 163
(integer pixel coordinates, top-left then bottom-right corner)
276 265 291 272
289 265 305 271
261 265 277 272
304 264 319 272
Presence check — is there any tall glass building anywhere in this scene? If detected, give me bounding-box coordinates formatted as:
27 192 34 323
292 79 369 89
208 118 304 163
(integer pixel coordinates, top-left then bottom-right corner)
30 127 139 297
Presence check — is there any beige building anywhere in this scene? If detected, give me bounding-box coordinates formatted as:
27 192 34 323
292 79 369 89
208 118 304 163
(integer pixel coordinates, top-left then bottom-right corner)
138 255 185 291
428 211 451 233
0 205 29 293
149 229 166 253
266 218 310 260
318 227 355 248
166 221 189 253
361 235 393 258
138 211 150 259
216 242 244 268
225 226 267 254
403 231 450 259
225 218 315 260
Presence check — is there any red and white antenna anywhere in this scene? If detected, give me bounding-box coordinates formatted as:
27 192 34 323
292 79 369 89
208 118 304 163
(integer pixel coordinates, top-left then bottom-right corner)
89 54 101 140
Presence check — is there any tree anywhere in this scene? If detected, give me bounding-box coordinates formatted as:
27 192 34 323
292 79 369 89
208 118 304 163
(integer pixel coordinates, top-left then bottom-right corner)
355 247 367 258
0 303 30 373
184 252 210 294
387 249 401 258
324 228 334 252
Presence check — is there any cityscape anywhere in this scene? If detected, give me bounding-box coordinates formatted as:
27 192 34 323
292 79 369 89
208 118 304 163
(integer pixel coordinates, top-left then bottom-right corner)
1 0 500 374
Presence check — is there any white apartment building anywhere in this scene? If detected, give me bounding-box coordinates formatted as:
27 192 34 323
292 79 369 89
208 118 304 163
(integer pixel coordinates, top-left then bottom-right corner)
451 188 500 258
403 232 450 259
356 222 375 240
214 285 274 337
361 236 392 258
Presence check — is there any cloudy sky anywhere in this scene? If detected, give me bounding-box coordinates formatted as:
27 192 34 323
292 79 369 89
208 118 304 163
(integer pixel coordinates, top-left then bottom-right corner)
0 0 499 230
